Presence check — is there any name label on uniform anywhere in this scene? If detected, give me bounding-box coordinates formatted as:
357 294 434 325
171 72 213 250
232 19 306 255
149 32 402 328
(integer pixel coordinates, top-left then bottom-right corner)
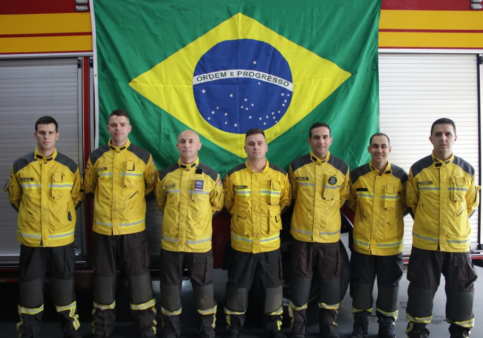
96 167 108 172
165 184 175 189
418 181 433 185
195 180 204 191
356 187 368 192
296 177 309 181
20 177 34 182
234 185 248 189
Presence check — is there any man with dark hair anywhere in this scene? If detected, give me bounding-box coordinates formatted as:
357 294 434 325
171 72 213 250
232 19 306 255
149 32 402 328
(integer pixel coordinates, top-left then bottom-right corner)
406 118 479 338
84 109 158 338
348 133 407 338
5 116 84 338
223 128 291 338
288 122 350 338
156 130 224 338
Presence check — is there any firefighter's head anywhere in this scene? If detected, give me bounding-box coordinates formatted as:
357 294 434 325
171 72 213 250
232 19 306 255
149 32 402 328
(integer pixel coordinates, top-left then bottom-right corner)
245 128 268 161
368 133 391 168
430 118 457 160
177 130 202 164
107 109 132 147
34 116 59 155
308 122 332 159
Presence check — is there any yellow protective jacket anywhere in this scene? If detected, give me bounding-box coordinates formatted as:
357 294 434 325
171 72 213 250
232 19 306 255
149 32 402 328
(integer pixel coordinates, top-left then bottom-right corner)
224 161 291 254
6 148 84 247
348 160 408 256
290 151 350 243
84 139 157 236
156 158 224 253
407 153 479 252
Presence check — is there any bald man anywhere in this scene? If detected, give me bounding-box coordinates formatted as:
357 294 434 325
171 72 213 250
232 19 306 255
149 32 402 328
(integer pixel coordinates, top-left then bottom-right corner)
156 130 224 338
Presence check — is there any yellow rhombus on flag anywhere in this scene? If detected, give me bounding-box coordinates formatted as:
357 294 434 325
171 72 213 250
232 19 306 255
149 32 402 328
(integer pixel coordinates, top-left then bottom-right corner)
130 13 351 158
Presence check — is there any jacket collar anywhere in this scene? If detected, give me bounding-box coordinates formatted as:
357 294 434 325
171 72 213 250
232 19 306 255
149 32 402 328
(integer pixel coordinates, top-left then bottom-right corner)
34 147 57 162
432 152 454 168
369 160 392 175
245 160 270 173
178 157 199 170
310 151 329 165
109 138 130 152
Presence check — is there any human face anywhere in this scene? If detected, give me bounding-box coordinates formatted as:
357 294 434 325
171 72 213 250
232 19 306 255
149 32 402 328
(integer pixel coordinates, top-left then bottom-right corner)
244 133 268 161
34 123 59 156
430 123 457 160
107 115 131 147
177 130 202 164
308 126 332 159
368 135 391 168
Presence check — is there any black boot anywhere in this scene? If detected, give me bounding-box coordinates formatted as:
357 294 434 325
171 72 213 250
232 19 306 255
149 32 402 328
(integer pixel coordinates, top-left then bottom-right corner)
350 311 370 338
319 309 339 338
199 313 216 338
288 306 307 338
376 312 396 338
265 314 286 338
226 314 245 338
449 323 471 338
160 313 181 338
405 322 429 338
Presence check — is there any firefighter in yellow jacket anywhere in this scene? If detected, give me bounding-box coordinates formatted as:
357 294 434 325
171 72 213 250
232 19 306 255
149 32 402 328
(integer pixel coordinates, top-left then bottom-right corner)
6 116 84 338
406 118 479 338
288 122 350 338
223 128 291 338
348 133 408 338
84 110 158 338
156 130 224 338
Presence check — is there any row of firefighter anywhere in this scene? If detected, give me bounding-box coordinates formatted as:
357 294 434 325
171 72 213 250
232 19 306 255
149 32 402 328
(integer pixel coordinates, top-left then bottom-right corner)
4 111 479 338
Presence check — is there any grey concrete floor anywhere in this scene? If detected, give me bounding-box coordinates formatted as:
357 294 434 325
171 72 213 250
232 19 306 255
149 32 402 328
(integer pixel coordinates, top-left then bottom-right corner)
1 251 482 338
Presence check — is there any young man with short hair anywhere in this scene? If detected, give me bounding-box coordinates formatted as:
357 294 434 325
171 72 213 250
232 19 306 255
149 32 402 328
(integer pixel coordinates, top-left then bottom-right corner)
348 133 408 338
6 116 84 338
405 118 479 338
223 128 291 338
84 109 158 338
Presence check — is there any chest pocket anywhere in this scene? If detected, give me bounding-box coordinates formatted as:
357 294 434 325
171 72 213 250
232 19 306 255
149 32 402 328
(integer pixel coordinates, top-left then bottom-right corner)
322 174 338 201
384 184 397 209
191 175 208 202
123 161 143 188
51 172 66 200
451 176 467 202
269 180 281 206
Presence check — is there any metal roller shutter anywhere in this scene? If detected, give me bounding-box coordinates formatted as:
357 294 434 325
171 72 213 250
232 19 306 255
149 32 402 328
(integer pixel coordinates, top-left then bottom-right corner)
0 58 85 263
379 53 480 255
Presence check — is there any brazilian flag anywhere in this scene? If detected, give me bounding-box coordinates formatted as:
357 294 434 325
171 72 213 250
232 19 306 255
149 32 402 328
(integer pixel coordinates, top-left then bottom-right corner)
94 0 381 175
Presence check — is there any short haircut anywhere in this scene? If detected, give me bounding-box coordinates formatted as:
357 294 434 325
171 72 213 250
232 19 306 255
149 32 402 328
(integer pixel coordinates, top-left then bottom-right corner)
35 116 58 132
431 118 456 135
245 128 265 140
369 133 390 146
309 122 331 138
109 109 130 122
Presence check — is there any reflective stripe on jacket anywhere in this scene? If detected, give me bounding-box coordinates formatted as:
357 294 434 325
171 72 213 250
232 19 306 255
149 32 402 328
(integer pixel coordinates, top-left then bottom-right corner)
224 161 291 254
84 139 157 236
289 151 350 243
349 161 408 255
6 148 84 247
156 158 224 253
407 153 480 252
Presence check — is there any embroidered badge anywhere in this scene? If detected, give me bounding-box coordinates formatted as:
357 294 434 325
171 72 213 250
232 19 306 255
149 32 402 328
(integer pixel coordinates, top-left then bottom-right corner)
195 180 204 191
328 176 337 185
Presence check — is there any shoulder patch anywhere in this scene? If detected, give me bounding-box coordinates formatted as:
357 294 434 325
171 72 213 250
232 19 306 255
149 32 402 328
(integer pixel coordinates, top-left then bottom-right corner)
328 155 349 175
127 144 151 164
197 163 218 182
268 162 287 175
390 164 408 184
55 152 78 174
227 163 247 177
410 155 433 178
159 163 179 181
290 154 312 172
453 156 475 177
12 152 36 174
89 144 110 166
350 164 371 184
